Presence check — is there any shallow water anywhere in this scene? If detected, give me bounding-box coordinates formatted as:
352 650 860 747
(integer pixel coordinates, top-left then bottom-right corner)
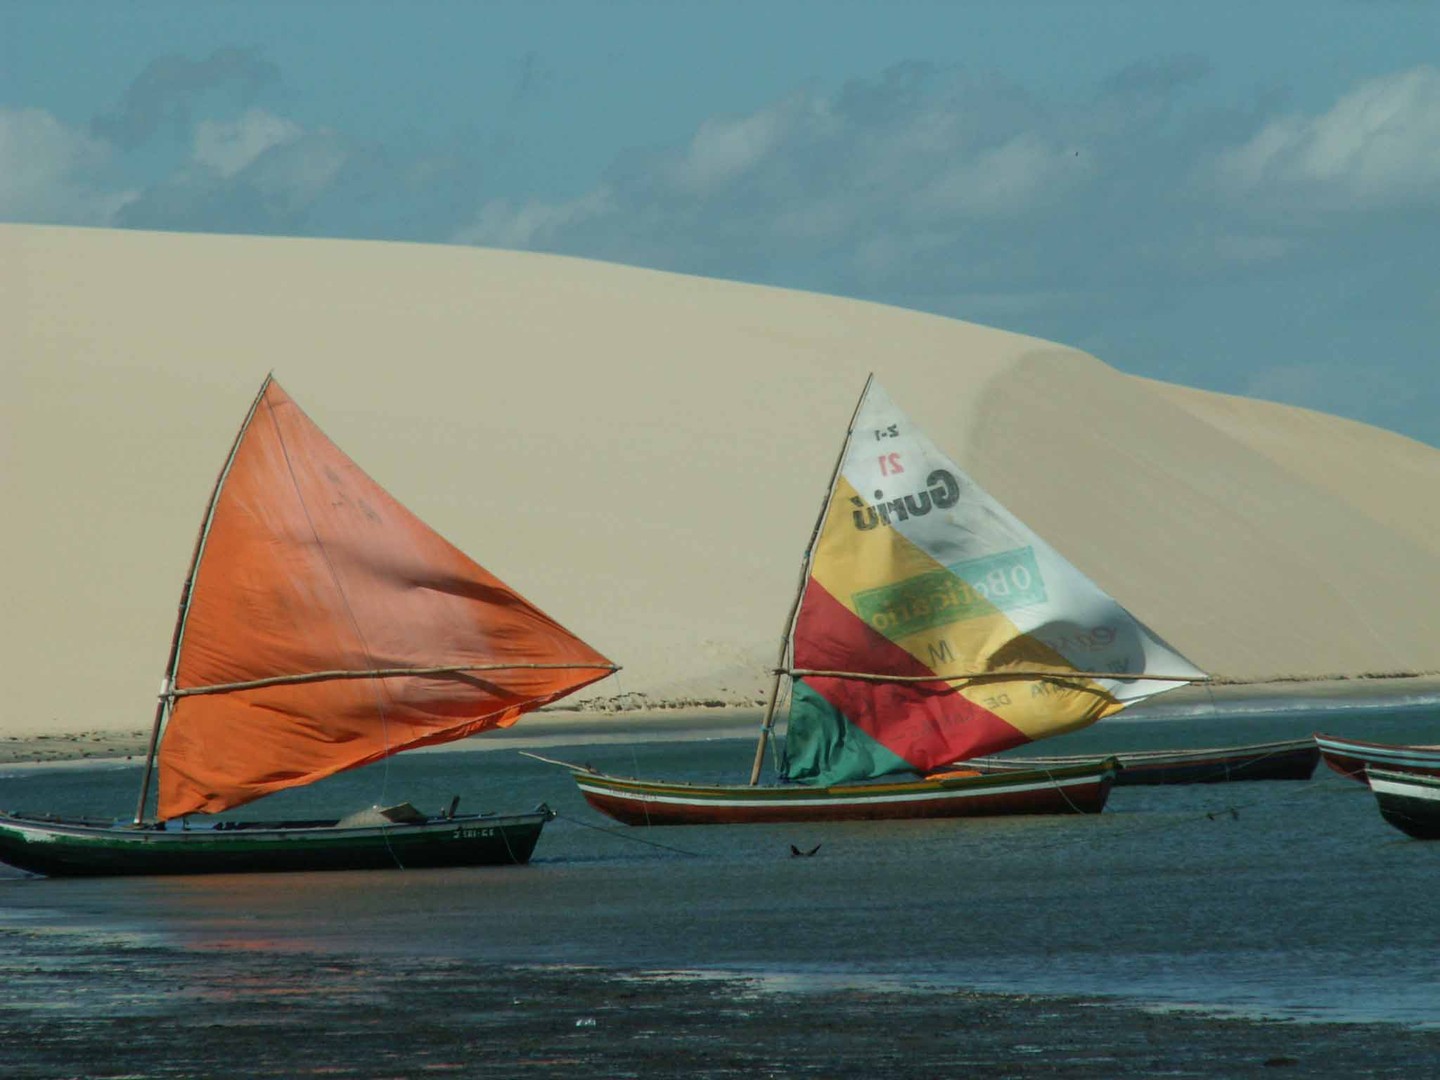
2 697 1439 1074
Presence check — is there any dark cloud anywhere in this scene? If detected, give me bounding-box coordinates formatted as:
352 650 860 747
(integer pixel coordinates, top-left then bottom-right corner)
509 51 548 110
1098 54 1211 99
91 47 280 149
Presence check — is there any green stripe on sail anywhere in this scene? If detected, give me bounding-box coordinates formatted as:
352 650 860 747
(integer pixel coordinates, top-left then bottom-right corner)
780 680 911 786
851 546 1047 641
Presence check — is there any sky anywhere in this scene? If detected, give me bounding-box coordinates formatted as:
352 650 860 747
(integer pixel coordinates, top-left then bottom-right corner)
5 0 1438 447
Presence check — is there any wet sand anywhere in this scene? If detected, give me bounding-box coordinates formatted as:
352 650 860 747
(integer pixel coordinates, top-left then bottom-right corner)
6 959 1435 1079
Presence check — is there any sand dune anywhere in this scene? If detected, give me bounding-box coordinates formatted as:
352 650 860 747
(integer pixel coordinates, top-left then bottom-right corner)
5 223 1439 740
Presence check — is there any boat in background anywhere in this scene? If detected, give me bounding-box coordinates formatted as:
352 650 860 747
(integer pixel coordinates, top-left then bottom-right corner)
1313 733 1440 785
564 376 1204 825
0 376 618 877
1366 767 1440 840
962 738 1319 786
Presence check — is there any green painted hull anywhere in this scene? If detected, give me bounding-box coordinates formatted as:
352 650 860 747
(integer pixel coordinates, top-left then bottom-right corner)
0 807 554 877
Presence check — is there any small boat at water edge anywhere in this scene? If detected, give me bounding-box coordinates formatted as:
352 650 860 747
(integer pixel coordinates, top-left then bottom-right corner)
565 376 1203 826
1313 734 1440 785
0 376 617 877
962 738 1319 786
1366 768 1440 840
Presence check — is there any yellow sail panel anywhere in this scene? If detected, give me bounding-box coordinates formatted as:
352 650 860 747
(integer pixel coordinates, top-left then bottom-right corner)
807 475 1119 738
811 476 1021 672
952 676 1127 740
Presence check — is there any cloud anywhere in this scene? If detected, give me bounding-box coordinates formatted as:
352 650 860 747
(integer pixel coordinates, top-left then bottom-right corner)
117 117 351 235
1213 65 1440 208
1098 54 1211 100
0 107 136 223
453 190 614 250
662 106 797 197
192 108 305 178
453 63 1096 285
2 77 352 240
91 47 280 149
445 57 1440 382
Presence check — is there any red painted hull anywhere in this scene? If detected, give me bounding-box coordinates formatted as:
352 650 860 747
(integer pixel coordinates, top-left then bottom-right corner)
572 760 1117 826
1313 734 1440 786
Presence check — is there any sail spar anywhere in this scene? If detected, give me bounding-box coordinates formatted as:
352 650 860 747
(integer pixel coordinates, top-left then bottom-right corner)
779 379 1204 786
156 378 615 819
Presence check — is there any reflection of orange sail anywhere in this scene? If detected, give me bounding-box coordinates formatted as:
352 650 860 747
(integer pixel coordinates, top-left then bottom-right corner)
157 378 615 819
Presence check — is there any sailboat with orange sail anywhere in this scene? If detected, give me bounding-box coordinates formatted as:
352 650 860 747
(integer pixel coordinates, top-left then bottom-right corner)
0 376 617 876
562 376 1203 825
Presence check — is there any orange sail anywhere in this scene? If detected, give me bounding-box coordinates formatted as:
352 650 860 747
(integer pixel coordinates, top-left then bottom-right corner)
156 378 615 819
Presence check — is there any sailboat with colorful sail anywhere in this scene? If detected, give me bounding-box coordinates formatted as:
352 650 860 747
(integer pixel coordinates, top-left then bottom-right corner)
565 376 1203 825
0 376 618 876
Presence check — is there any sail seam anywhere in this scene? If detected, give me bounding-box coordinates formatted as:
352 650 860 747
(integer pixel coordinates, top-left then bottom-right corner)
170 663 623 698
783 667 1204 683
262 391 402 773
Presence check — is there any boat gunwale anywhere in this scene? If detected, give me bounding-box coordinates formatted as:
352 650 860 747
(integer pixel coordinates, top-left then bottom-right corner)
1314 734 1440 785
1314 733 1440 752
0 808 551 844
1366 767 1440 793
571 759 1118 801
965 738 1317 768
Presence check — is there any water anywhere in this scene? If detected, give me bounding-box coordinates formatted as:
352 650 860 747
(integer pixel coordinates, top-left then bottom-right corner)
2 696 1438 1075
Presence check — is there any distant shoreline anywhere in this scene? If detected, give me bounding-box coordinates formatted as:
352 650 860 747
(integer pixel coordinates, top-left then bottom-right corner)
3 672 1436 767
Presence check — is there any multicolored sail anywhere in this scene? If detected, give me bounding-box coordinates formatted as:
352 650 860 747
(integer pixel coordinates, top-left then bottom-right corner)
154 377 616 820
779 379 1203 786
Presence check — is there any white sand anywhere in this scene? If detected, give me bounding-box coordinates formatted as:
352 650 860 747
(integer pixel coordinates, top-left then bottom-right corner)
5 223 1439 752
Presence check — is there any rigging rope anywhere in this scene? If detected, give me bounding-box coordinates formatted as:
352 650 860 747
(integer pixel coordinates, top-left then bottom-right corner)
552 811 700 857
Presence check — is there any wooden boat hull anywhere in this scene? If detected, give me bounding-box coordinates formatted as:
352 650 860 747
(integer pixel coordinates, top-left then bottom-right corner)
572 761 1117 826
0 807 553 877
1313 734 1440 785
963 739 1319 786
1368 768 1440 840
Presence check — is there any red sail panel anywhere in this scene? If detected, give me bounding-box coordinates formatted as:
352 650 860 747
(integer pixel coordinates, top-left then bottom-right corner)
158 380 613 819
792 578 1026 770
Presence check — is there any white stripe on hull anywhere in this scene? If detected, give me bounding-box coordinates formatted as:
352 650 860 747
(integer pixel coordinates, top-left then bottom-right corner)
575 773 1097 811
1369 773 1440 803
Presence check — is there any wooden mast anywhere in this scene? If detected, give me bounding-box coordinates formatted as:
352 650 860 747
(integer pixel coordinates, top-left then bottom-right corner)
133 375 274 825
747 374 873 786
